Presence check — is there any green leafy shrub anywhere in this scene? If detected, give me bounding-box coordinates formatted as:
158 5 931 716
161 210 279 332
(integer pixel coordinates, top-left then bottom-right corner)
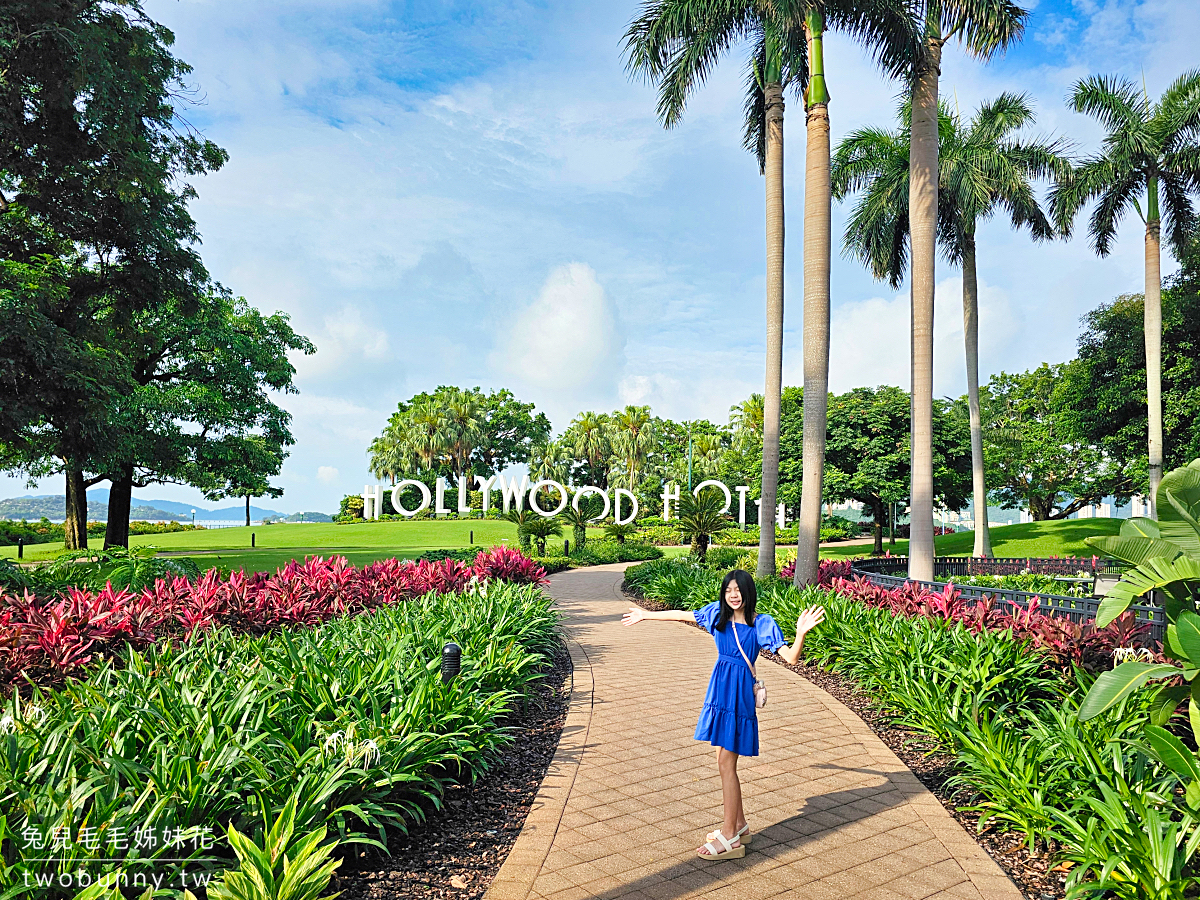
418 548 479 563
571 540 662 566
633 524 683 545
533 555 571 574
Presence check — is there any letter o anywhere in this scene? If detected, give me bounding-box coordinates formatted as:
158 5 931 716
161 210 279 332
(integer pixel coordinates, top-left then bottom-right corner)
529 480 569 516
391 480 432 517
694 479 732 513
572 486 611 521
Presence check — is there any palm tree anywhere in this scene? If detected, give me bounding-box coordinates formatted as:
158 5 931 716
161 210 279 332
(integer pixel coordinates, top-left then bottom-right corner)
442 389 483 480
568 411 612 488
729 394 764 448
624 0 916 582
368 415 418 485
520 515 563 557
604 521 638 544
832 93 1068 558
611 405 654 490
503 508 535 552
560 494 603 553
676 489 734 564
1051 71 1200 515
408 398 448 472
902 0 1027 581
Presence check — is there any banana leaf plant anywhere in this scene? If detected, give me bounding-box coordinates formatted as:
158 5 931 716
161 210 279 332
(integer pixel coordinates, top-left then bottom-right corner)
1079 459 1200 799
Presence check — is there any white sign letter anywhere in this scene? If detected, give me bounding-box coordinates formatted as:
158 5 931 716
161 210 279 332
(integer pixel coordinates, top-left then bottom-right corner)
736 486 750 529
660 482 680 521
457 476 472 516
475 475 498 515
435 477 451 517
496 474 530 514
693 480 732 513
614 488 639 525
390 480 432 517
529 480 569 516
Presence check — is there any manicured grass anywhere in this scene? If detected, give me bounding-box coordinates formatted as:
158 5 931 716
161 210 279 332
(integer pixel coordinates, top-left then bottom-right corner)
1 516 1122 574
818 518 1122 561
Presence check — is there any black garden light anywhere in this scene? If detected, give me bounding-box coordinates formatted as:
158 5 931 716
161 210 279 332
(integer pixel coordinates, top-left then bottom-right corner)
441 642 462 683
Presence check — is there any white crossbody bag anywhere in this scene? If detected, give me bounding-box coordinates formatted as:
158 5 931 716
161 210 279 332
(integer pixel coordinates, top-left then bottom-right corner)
732 621 767 709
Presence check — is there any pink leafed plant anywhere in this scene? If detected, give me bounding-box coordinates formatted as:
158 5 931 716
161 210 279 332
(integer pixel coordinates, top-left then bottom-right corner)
0 548 548 688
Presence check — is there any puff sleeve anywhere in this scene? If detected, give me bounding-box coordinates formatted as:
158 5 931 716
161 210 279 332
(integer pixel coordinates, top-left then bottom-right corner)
693 601 720 634
755 613 787 653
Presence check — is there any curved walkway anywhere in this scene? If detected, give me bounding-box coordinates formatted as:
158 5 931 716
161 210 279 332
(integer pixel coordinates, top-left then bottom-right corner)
486 564 1021 900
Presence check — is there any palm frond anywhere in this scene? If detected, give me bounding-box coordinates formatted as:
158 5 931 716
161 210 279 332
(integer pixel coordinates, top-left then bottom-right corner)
1069 74 1146 134
1159 171 1198 258
941 0 1028 62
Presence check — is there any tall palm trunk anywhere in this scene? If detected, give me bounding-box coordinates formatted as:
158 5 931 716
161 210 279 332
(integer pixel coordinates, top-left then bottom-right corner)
961 232 992 556
794 11 831 587
907 39 941 582
756 77 786 579
64 465 88 550
104 463 134 549
1145 177 1163 515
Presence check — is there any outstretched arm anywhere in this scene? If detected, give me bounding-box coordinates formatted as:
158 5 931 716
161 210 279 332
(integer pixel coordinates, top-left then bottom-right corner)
776 606 825 665
622 606 695 626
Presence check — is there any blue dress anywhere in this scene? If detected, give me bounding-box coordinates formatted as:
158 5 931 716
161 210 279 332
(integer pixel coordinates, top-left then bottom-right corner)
692 601 787 756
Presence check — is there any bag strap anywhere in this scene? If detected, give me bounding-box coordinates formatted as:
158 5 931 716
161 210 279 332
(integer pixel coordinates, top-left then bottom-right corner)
731 620 757 680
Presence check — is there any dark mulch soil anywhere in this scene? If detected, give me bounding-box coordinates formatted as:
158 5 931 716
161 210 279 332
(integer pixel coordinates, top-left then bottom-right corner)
631 593 1065 900
329 646 573 900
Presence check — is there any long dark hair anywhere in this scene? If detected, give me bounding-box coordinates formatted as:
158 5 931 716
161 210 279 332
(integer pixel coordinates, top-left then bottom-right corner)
714 569 757 632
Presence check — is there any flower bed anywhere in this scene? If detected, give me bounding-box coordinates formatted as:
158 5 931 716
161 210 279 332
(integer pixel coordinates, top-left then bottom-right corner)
1 579 561 897
0 546 547 688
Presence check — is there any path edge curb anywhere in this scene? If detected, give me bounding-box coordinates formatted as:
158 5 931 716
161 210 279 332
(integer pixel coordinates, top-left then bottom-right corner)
483 632 595 900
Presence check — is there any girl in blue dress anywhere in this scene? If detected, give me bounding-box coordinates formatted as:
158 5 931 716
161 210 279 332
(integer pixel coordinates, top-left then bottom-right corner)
622 569 824 861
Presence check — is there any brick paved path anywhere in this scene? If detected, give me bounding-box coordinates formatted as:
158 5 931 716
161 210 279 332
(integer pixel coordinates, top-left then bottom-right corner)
486 564 1022 900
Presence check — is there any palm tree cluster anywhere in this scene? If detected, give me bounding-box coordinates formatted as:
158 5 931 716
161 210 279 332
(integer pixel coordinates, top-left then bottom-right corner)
369 388 484 484
623 0 1200 578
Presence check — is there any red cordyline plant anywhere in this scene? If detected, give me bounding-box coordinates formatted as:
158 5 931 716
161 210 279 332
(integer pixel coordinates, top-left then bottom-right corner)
778 558 852 585
0 548 548 688
827 574 1154 673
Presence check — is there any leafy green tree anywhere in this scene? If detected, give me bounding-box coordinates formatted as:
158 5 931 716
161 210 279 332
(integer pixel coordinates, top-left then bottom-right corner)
370 387 550 484
981 364 1128 520
563 411 613 488
900 0 1027 581
1051 70 1200 512
832 93 1068 556
0 0 228 547
96 288 312 547
822 386 970 555
1059 244 1200 491
199 437 287 530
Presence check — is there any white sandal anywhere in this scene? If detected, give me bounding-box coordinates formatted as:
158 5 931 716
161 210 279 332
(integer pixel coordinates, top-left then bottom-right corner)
706 823 751 846
697 829 745 860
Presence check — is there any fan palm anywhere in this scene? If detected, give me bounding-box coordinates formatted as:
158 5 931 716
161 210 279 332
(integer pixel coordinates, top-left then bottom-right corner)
901 0 1027 581
1051 70 1200 514
676 489 734 564
832 93 1068 558
442 389 483 480
604 521 638 545
568 411 612 487
610 405 654 490
520 515 563 557
408 398 449 472
368 415 419 484
624 0 916 581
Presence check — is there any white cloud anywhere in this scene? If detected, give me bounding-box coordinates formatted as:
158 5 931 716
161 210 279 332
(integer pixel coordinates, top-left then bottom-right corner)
491 263 626 418
317 466 339 483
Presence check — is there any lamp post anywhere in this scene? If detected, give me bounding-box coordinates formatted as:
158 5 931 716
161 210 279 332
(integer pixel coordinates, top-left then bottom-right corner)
686 422 694 492
441 643 462 683
191 509 196 527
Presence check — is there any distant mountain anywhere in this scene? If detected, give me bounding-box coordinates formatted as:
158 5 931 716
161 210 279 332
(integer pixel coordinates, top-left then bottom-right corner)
269 511 333 523
1 492 288 522
130 505 189 521
0 496 107 520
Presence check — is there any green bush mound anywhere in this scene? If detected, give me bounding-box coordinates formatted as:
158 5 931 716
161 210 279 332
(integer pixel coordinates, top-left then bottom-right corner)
1 583 559 897
628 557 1193 898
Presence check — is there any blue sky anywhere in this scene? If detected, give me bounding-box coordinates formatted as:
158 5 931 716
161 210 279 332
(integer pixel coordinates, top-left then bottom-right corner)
5 0 1197 513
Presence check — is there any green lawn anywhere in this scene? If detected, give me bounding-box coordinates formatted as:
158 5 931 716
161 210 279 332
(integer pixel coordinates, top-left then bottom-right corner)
817 517 1122 560
0 519 606 574
1 516 1122 575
